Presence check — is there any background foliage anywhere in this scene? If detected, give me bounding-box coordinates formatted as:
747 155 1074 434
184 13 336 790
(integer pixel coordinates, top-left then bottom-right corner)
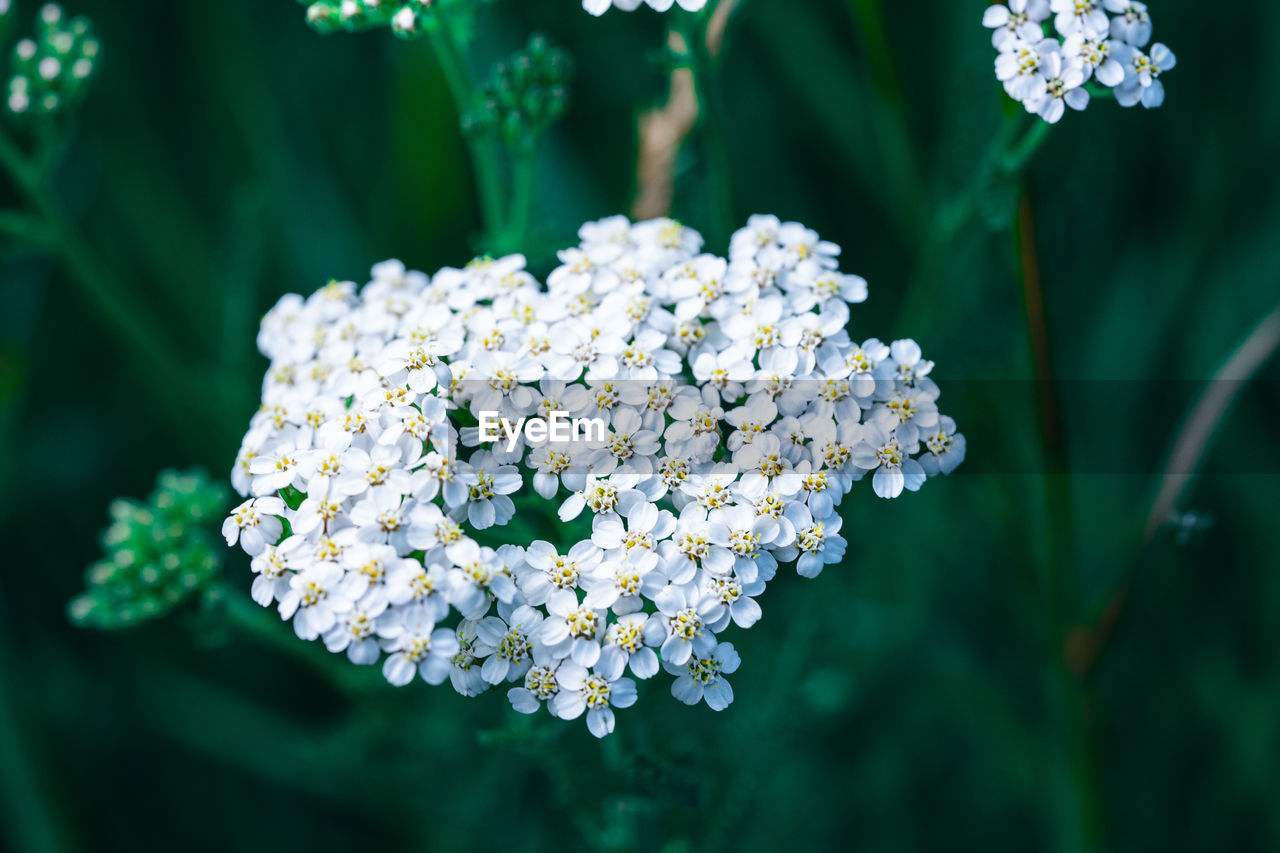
1 0 1278 850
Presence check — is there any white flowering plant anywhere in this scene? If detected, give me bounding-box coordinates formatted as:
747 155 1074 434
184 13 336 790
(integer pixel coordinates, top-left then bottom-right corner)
224 214 963 736
984 0 1176 123
7 1 1267 847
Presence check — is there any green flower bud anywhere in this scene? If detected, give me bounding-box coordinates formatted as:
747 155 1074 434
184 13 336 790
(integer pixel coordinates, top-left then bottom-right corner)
468 33 575 148
69 469 230 630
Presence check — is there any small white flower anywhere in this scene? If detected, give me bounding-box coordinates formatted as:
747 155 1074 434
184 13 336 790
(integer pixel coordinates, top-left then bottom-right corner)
473 605 544 684
279 562 368 641
548 663 637 739
1063 34 1125 87
507 663 559 713
519 539 601 604
776 505 847 578
455 451 521 530
983 0 1051 51
996 36 1055 103
539 589 607 668
919 416 967 477
1104 0 1152 47
1113 42 1176 109
323 587 388 664
249 535 310 606
852 423 927 500
222 497 286 556
653 583 720 665
1050 0 1109 39
378 609 459 686
665 641 741 711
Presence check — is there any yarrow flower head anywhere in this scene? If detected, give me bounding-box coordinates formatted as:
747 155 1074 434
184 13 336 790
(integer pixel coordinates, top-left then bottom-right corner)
5 3 99 117
70 470 229 629
984 0 1175 122
583 0 707 16
225 214 964 737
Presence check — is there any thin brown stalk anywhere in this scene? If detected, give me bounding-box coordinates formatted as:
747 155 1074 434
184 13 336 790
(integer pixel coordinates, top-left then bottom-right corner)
632 31 700 221
1067 299 1280 677
632 0 737 221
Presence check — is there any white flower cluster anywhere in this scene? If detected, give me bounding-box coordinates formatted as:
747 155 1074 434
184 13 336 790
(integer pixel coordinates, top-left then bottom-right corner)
6 3 98 117
223 215 964 738
583 0 705 16
984 0 1176 123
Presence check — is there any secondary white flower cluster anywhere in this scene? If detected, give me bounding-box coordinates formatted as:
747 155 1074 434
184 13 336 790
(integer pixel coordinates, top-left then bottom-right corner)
5 3 99 117
984 0 1176 123
224 215 964 737
583 0 705 16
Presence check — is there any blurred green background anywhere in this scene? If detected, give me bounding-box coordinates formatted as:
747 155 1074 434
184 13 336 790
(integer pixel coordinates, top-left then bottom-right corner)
2 0 1279 850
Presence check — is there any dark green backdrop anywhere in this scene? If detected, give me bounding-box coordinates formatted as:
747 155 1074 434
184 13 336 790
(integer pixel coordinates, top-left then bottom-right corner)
1 1 1278 850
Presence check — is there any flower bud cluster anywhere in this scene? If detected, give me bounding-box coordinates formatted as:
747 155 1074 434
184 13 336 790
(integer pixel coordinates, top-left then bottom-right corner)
463 34 572 148
225 215 964 737
70 470 229 630
6 3 98 117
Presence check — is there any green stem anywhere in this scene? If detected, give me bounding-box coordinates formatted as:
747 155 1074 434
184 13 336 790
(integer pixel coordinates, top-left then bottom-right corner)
33 118 66 179
0 588 68 853
0 124 37 191
843 0 926 232
506 142 537 250
894 113 1048 332
1002 117 1053 175
217 588 371 692
0 126 241 434
1015 193 1100 851
1057 656 1103 852
0 208 52 246
680 2 734 247
427 10 506 251
845 0 901 106
0 128 163 366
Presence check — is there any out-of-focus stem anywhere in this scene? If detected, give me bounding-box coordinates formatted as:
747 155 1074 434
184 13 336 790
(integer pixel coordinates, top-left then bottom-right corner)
217 588 371 692
0 126 241 435
1016 192 1102 851
1004 117 1053 175
896 113 1049 332
844 0 926 231
680 1 734 248
0 129 165 369
506 142 537 250
632 33 699 221
0 588 68 853
0 208 51 245
845 0 901 106
1015 192 1073 637
1067 299 1280 677
428 10 506 252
